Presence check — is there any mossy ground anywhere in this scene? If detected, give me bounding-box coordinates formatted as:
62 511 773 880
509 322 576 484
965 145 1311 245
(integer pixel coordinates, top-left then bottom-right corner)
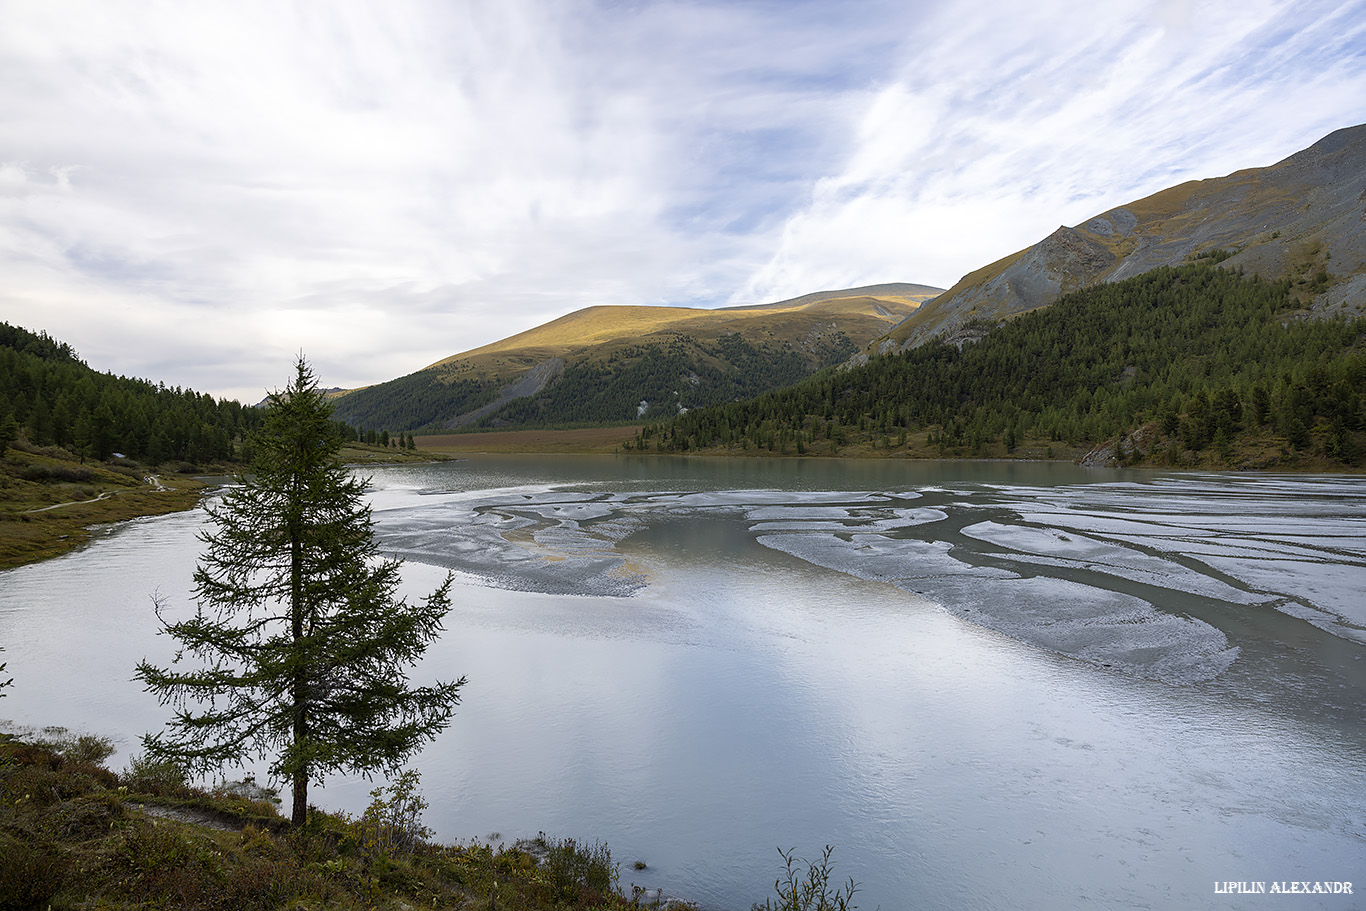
0 733 690 911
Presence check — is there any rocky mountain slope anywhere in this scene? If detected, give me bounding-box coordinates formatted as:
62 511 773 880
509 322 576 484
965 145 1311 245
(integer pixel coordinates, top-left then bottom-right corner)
874 123 1366 353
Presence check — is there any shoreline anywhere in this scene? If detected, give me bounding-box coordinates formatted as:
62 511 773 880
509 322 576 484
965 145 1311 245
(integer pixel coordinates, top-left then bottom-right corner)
417 426 1366 474
0 729 694 910
0 442 448 572
8 434 1362 574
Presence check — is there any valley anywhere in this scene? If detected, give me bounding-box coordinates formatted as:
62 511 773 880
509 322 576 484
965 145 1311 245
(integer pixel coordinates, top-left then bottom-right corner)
5 9 1366 911
320 125 1366 476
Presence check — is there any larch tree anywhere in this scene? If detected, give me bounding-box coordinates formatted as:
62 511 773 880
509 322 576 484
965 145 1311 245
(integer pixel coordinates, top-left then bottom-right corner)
136 356 465 826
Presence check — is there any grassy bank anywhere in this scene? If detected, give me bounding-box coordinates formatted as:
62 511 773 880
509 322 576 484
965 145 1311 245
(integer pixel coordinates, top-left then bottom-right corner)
419 426 641 455
0 441 453 572
0 444 207 571
416 422 1364 472
0 730 692 910
339 441 455 465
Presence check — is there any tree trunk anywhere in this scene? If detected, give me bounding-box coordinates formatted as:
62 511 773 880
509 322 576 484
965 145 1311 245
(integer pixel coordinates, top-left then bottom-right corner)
292 767 307 827
290 493 307 826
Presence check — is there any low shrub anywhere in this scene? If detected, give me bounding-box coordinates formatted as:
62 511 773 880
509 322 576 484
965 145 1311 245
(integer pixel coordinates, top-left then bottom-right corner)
121 752 192 797
752 846 860 911
48 791 128 841
1 740 63 770
118 822 222 900
215 849 322 911
7 440 79 461
56 732 117 765
17 463 95 483
522 832 619 904
3 764 97 807
358 768 431 859
0 835 69 911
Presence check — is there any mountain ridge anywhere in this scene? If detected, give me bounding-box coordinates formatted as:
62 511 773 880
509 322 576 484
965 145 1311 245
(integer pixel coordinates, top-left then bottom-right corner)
871 123 1366 354
332 283 942 431
720 282 945 312
427 282 942 366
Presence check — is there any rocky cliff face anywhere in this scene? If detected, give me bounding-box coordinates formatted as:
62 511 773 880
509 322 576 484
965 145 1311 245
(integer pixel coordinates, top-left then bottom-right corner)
880 123 1366 352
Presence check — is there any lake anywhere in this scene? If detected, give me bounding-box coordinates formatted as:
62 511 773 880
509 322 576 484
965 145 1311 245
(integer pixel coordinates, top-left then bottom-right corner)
2 455 1364 909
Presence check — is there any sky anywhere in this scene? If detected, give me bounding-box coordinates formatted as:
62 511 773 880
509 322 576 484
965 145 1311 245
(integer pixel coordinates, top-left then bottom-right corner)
2 0 1364 403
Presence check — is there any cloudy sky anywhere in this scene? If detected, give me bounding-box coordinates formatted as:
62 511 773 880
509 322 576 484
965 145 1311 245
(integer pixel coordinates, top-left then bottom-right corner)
3 0 1364 402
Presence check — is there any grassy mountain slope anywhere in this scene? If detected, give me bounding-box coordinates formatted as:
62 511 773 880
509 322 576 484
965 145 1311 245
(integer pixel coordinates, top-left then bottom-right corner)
876 123 1366 352
637 263 1365 471
331 284 941 432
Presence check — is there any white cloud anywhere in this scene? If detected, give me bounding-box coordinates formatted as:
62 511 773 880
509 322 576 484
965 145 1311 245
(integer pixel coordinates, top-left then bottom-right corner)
0 0 1363 401
734 0 1366 302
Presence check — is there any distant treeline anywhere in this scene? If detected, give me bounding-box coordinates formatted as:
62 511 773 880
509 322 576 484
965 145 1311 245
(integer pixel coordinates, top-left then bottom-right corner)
633 264 1366 465
331 370 500 435
332 330 858 432
1 324 264 464
0 324 412 465
483 332 855 428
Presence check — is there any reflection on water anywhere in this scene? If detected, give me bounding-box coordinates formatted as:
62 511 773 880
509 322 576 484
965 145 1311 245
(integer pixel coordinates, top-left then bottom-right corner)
2 455 1363 910
374 457 1366 687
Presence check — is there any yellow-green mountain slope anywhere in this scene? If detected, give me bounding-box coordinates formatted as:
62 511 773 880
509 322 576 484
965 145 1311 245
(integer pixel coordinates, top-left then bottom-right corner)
332 283 941 431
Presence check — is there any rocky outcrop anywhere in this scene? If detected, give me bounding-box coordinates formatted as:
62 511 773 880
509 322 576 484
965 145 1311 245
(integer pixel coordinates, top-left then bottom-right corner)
444 357 564 428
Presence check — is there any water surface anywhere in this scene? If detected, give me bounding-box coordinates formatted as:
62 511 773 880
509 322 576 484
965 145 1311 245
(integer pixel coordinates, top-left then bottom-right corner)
2 455 1363 909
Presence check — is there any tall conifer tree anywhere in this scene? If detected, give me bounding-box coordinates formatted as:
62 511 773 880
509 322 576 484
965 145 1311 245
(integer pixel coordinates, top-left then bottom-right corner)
137 357 464 825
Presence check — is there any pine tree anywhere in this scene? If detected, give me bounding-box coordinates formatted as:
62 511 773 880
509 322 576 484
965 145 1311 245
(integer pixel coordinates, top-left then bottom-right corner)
0 406 17 449
136 357 465 826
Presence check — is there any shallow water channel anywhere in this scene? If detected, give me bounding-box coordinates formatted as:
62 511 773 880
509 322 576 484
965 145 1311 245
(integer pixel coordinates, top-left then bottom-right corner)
2 456 1364 909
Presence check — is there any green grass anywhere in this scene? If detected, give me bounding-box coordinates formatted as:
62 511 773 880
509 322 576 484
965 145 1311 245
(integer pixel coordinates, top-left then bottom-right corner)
338 440 453 464
0 444 206 570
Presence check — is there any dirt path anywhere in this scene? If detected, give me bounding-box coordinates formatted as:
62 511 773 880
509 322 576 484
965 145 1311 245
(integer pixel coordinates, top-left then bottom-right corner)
21 491 114 513
21 474 170 514
126 802 243 832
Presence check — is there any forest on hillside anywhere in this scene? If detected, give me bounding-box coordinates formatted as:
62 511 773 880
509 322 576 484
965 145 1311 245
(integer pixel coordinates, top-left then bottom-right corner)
633 264 1366 468
331 369 500 434
483 331 856 428
0 324 263 465
333 329 859 432
0 325 412 466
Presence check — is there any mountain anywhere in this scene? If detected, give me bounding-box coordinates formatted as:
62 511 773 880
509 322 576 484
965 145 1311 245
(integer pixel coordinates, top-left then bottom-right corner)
636 262 1365 470
331 283 942 432
873 123 1366 353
